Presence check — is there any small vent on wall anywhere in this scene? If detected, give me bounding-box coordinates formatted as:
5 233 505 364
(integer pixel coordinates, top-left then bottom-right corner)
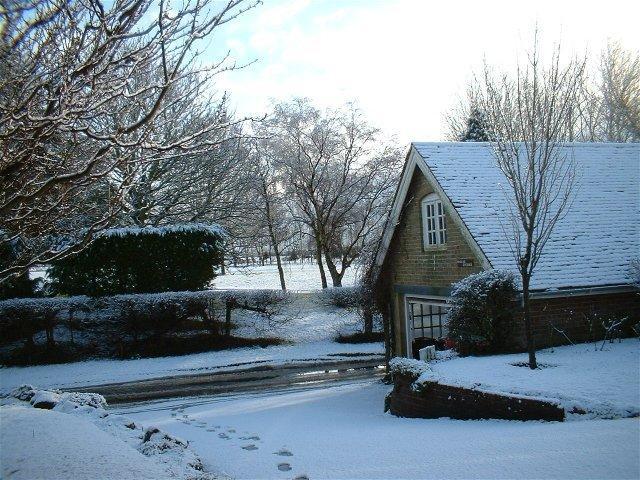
457 259 474 267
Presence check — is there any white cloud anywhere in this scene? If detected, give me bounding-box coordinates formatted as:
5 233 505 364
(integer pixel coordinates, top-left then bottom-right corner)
214 0 640 143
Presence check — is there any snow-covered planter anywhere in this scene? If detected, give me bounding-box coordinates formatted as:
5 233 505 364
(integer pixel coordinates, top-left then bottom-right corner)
447 270 518 354
388 357 441 393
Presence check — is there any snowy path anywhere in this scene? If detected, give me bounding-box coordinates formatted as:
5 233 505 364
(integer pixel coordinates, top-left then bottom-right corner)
0 340 383 392
69 358 385 403
115 380 640 480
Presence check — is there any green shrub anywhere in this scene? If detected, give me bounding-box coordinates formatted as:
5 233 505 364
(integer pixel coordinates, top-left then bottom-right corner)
447 270 518 354
49 224 225 296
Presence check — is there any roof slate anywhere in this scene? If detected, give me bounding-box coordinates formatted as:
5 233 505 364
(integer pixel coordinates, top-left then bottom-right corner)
412 142 640 291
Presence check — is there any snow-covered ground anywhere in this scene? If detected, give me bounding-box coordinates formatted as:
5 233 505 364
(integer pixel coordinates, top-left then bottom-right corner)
211 262 358 291
1 387 218 480
0 291 383 391
429 339 640 419
1 405 169 480
116 380 640 479
0 340 383 391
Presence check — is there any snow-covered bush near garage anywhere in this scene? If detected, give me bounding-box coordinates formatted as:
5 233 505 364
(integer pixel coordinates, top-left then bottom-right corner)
388 357 441 391
4 384 216 479
321 286 363 309
447 269 518 353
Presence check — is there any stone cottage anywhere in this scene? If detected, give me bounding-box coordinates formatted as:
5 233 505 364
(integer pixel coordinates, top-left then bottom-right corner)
373 142 639 358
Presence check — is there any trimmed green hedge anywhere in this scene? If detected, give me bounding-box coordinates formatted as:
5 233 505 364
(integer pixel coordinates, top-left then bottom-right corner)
49 224 225 296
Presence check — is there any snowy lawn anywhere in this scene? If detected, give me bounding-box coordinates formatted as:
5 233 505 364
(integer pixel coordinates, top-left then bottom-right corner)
211 262 357 291
429 339 640 418
1 404 170 480
115 380 640 480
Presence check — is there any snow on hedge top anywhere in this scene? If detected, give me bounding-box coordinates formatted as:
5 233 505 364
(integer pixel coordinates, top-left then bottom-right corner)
97 223 226 239
413 142 640 291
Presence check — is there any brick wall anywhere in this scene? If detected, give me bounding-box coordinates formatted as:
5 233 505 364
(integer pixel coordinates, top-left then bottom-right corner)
522 292 639 350
380 170 483 288
388 373 565 421
377 169 483 355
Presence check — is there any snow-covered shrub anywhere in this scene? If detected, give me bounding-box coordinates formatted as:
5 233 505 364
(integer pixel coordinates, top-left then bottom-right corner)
322 284 380 334
49 224 225 296
388 357 431 379
7 384 107 411
322 286 363 309
0 289 288 364
447 270 518 354
388 357 440 393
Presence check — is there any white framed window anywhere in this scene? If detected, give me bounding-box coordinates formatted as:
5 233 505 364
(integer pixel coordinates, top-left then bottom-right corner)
421 193 447 247
404 295 450 356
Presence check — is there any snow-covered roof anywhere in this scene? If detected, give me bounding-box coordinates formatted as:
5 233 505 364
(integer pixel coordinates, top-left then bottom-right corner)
379 142 640 291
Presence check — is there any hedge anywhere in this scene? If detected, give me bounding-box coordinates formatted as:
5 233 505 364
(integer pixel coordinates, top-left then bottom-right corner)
0 289 290 364
48 224 225 296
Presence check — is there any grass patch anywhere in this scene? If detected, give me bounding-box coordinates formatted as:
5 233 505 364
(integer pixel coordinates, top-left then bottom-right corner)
335 331 384 344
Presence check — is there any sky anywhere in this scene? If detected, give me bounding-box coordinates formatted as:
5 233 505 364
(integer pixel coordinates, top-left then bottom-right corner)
208 0 640 144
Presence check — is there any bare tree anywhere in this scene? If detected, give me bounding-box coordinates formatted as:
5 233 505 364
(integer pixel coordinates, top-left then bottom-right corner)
597 42 640 142
249 137 294 291
446 41 639 144
270 98 401 288
0 0 257 280
477 35 582 369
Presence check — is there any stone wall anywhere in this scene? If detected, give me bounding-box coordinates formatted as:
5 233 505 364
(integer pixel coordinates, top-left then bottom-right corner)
388 373 565 422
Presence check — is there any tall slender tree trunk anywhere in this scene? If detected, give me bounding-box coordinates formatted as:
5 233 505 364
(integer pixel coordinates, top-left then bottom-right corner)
263 186 287 291
521 273 537 369
267 223 287 291
314 235 328 289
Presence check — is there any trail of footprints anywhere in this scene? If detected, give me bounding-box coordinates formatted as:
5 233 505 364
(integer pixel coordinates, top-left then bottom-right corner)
171 407 308 479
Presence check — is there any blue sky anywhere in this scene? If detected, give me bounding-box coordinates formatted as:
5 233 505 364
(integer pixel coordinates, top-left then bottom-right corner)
208 0 640 143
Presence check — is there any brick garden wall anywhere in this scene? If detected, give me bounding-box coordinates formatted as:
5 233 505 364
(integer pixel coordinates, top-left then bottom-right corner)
509 292 640 351
388 373 565 422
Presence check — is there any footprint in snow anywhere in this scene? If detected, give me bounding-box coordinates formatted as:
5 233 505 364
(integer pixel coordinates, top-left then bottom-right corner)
206 428 217 432
274 449 293 457
227 428 236 433
277 463 292 472
240 435 260 441
242 444 259 451
293 475 309 480
218 433 231 440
